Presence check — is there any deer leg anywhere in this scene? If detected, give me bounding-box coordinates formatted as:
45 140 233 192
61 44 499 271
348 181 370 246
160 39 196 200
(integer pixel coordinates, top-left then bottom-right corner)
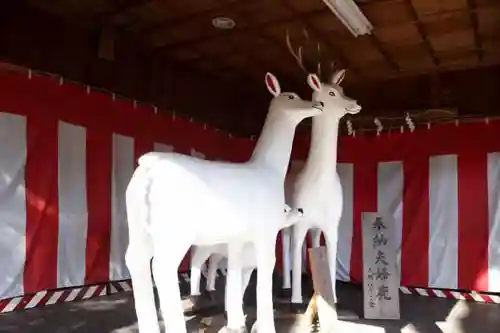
152 240 191 333
189 246 210 297
224 243 246 332
251 235 278 333
281 227 292 295
323 225 339 304
291 224 309 311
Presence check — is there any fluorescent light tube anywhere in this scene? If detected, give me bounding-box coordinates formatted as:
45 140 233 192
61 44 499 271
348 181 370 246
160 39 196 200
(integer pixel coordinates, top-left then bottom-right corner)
321 0 373 36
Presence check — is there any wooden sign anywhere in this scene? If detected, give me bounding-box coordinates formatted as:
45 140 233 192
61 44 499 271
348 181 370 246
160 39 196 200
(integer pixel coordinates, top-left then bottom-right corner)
361 212 400 320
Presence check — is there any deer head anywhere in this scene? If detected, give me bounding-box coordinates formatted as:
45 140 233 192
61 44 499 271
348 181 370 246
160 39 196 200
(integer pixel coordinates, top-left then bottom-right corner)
286 29 361 119
265 72 324 124
307 70 361 118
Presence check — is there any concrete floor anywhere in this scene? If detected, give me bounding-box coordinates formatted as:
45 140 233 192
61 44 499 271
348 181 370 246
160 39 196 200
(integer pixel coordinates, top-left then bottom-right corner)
0 282 498 333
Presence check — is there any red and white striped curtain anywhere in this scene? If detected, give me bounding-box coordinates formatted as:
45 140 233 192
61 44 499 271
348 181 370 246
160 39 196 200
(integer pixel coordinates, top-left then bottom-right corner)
291 123 500 294
0 64 499 303
0 67 228 301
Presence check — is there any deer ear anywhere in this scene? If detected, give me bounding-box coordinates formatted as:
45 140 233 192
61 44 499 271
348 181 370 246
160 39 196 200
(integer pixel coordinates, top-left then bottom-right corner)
331 69 346 85
307 73 321 92
265 72 281 97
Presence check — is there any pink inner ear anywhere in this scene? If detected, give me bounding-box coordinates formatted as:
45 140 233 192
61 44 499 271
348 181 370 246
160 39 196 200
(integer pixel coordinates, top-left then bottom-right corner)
266 74 277 94
311 75 320 90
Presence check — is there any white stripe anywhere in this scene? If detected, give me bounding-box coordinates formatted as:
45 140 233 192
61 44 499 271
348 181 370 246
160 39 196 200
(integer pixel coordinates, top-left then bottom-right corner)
110 133 134 281
450 291 465 300
399 286 411 294
2 297 23 312
415 288 428 296
470 291 485 302
82 285 99 299
433 290 446 298
336 163 354 281
377 161 403 281
154 142 174 153
0 113 27 300
99 287 107 296
46 291 64 305
487 152 500 292
119 281 132 292
25 291 47 309
489 294 500 303
65 288 81 302
428 155 458 289
109 284 118 294
57 121 88 288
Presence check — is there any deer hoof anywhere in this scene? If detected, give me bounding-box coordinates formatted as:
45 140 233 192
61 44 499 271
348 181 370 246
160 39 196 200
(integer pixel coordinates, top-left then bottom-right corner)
218 326 248 333
279 288 291 299
289 302 307 313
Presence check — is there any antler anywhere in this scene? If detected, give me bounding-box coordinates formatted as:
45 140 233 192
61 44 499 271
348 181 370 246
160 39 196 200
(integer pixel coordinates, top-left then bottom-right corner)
286 28 307 73
286 28 335 82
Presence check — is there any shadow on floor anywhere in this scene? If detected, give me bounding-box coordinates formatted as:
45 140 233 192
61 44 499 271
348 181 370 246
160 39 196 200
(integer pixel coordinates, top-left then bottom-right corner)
0 279 499 333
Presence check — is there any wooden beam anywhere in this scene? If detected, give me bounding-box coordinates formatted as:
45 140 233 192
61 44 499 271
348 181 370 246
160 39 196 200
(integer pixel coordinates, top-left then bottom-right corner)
369 34 400 72
138 0 244 35
95 0 152 24
151 8 328 52
465 0 483 62
403 0 440 67
225 34 306 94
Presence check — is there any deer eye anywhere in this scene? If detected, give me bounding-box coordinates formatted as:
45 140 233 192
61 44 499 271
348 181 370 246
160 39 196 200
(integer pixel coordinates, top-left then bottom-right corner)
329 91 336 96
288 95 295 100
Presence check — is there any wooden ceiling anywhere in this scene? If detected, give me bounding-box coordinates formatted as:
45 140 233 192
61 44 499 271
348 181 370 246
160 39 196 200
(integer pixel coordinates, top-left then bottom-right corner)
1 0 500 136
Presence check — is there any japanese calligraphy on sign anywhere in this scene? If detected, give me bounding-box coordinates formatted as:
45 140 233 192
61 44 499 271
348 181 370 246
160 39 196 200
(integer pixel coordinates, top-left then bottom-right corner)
362 212 400 320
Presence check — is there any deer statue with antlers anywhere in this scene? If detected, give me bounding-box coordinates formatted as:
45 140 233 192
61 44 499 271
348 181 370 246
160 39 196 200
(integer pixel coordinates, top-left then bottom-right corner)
281 29 362 319
124 72 324 333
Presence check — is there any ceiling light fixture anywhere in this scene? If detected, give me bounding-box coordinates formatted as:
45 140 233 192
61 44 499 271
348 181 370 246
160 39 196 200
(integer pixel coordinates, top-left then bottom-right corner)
212 17 236 29
321 0 373 37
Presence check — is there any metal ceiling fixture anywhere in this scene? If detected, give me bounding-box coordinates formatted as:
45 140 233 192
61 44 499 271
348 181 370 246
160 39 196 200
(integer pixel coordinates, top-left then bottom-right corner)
212 17 236 29
321 0 373 36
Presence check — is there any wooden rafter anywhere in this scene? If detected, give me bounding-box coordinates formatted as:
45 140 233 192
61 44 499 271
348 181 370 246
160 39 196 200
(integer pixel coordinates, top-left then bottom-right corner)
95 0 152 25
151 8 327 52
403 0 440 67
138 0 244 34
224 35 303 91
194 51 269 100
465 0 483 62
369 34 400 72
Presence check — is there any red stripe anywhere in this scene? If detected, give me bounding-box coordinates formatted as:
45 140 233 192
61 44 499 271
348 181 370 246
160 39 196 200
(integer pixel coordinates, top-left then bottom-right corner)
482 294 494 303
85 128 112 284
24 115 59 293
305 232 313 273
350 161 378 283
134 138 153 168
0 298 11 312
457 152 489 291
401 154 429 287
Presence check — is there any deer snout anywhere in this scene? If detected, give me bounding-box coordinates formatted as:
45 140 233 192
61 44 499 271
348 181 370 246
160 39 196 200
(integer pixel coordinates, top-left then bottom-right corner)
312 101 324 111
346 103 361 114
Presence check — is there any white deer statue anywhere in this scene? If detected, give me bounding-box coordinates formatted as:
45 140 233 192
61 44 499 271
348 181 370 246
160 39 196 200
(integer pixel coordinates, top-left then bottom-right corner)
283 35 362 315
192 40 362 323
124 72 324 333
189 205 304 313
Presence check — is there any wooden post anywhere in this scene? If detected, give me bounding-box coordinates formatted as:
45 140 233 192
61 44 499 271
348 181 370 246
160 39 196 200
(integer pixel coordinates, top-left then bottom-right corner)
307 246 337 330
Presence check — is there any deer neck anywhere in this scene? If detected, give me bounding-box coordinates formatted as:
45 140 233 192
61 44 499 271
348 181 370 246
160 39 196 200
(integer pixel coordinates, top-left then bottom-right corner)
250 112 297 180
303 113 340 173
